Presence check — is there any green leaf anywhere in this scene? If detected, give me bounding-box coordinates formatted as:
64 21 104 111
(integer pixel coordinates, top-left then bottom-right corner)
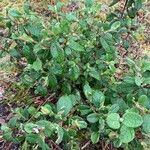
109 61 116 73
123 40 129 50
9 48 21 59
135 0 142 10
127 7 137 19
143 77 150 84
40 142 50 150
23 45 35 63
36 120 53 137
8 9 22 18
138 95 150 109
83 83 93 98
83 84 105 107
66 13 77 21
106 113 120 129
127 0 134 7
1 125 9 132
99 118 105 130
135 76 142 86
62 83 71 94
22 141 28 150
41 104 53 115
0 16 5 22
35 85 48 96
32 58 42 71
113 139 122 148
26 133 39 143
69 40 84 52
100 37 111 51
26 23 42 37
123 76 135 84
48 5 56 12
18 33 34 43
38 138 50 150
109 0 119 7
85 0 94 7
103 33 114 45
87 113 99 123
100 34 114 52
48 74 57 89
23 2 30 14
142 60 150 71
142 114 150 134
36 120 52 128
57 95 75 116
122 112 143 128
79 105 92 115
28 106 36 115
110 21 121 31
3 132 18 143
69 65 80 81
108 104 120 113
119 125 135 143
89 67 100 80
56 127 64 144
50 43 64 62
91 132 100 144
8 117 17 128
56 2 64 11
92 90 105 107
60 20 70 33
24 123 38 133
76 121 87 129
70 94 80 105
126 58 135 66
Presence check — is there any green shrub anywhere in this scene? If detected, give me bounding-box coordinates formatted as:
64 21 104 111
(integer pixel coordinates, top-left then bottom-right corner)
1 0 150 149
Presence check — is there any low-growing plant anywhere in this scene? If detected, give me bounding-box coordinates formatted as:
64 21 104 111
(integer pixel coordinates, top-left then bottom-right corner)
1 0 150 149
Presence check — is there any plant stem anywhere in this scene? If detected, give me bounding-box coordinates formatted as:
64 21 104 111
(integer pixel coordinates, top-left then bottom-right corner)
121 0 129 18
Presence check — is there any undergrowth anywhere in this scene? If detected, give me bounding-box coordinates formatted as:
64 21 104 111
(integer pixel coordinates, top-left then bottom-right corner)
1 0 150 149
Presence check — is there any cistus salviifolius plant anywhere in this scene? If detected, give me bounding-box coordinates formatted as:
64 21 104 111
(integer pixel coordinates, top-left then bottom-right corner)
1 0 150 149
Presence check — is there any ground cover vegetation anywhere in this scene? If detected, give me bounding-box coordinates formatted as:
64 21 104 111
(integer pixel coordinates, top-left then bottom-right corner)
0 0 150 149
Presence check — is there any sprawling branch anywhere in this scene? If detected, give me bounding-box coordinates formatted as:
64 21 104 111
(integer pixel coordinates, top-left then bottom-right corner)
121 0 129 18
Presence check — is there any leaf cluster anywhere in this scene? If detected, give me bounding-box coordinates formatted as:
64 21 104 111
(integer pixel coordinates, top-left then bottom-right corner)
1 0 149 149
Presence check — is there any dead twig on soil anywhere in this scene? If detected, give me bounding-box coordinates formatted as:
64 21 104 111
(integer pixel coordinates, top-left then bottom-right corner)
81 141 91 150
48 140 63 150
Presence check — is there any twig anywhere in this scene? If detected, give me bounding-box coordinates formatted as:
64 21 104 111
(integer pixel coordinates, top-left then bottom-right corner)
143 84 150 88
27 93 55 123
49 140 63 150
121 0 129 18
81 141 91 150
102 140 109 150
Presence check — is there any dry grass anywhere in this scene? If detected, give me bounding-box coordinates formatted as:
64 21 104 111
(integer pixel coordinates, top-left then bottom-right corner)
0 0 25 14
0 0 111 16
